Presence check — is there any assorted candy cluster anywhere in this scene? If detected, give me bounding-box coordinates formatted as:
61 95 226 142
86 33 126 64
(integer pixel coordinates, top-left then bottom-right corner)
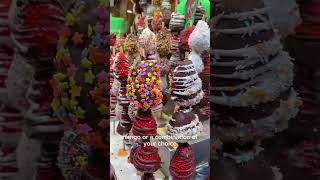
51 1 109 178
127 60 163 112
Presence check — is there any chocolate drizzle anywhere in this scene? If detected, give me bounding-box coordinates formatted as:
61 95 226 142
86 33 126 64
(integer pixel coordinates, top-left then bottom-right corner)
212 0 300 144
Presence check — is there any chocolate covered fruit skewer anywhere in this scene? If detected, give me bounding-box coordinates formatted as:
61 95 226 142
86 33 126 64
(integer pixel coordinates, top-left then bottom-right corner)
0 0 23 179
127 59 163 180
168 54 203 180
211 0 301 179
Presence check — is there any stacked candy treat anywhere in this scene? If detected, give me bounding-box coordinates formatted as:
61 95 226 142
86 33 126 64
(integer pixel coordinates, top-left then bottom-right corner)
127 58 163 180
51 0 109 179
167 56 204 179
10 0 66 179
114 52 132 141
169 11 185 67
188 17 210 121
211 0 301 179
0 0 23 179
124 31 139 63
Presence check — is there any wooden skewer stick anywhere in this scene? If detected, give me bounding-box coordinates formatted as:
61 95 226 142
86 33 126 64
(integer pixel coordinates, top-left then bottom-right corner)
113 119 116 135
202 14 206 21
162 22 165 29
175 0 178 12
190 19 193 27
185 51 189 61
130 26 133 34
142 49 146 58
123 137 126 151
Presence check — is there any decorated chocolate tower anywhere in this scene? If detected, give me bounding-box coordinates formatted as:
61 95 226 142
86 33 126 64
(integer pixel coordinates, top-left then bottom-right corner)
124 32 139 63
10 0 66 179
156 25 171 90
169 11 185 67
211 0 301 177
114 52 131 136
0 0 23 179
127 59 163 180
168 57 203 180
212 0 300 150
170 60 204 107
51 0 109 179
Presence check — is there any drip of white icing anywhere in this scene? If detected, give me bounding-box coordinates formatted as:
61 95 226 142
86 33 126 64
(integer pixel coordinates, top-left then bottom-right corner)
172 63 202 95
171 61 204 106
189 51 204 73
167 114 203 143
214 8 273 37
211 52 293 106
215 22 272 36
213 36 282 66
212 90 301 139
220 8 269 20
212 51 292 80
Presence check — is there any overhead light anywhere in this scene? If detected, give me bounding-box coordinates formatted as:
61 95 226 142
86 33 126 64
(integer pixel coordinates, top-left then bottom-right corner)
127 10 133 14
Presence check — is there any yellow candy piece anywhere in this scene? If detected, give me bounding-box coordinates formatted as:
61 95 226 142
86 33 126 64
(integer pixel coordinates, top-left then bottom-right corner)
54 73 66 81
75 106 85 118
81 58 92 69
98 105 109 115
99 0 108 6
58 82 69 91
69 78 76 88
51 99 60 111
65 13 76 27
61 98 71 109
69 99 78 111
88 24 93 37
84 70 95 84
79 156 88 169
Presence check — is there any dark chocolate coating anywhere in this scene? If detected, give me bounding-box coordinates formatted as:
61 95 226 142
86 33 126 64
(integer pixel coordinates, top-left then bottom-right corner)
169 108 197 127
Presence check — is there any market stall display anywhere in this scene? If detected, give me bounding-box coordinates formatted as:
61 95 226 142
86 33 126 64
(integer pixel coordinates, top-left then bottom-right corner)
110 0 210 179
